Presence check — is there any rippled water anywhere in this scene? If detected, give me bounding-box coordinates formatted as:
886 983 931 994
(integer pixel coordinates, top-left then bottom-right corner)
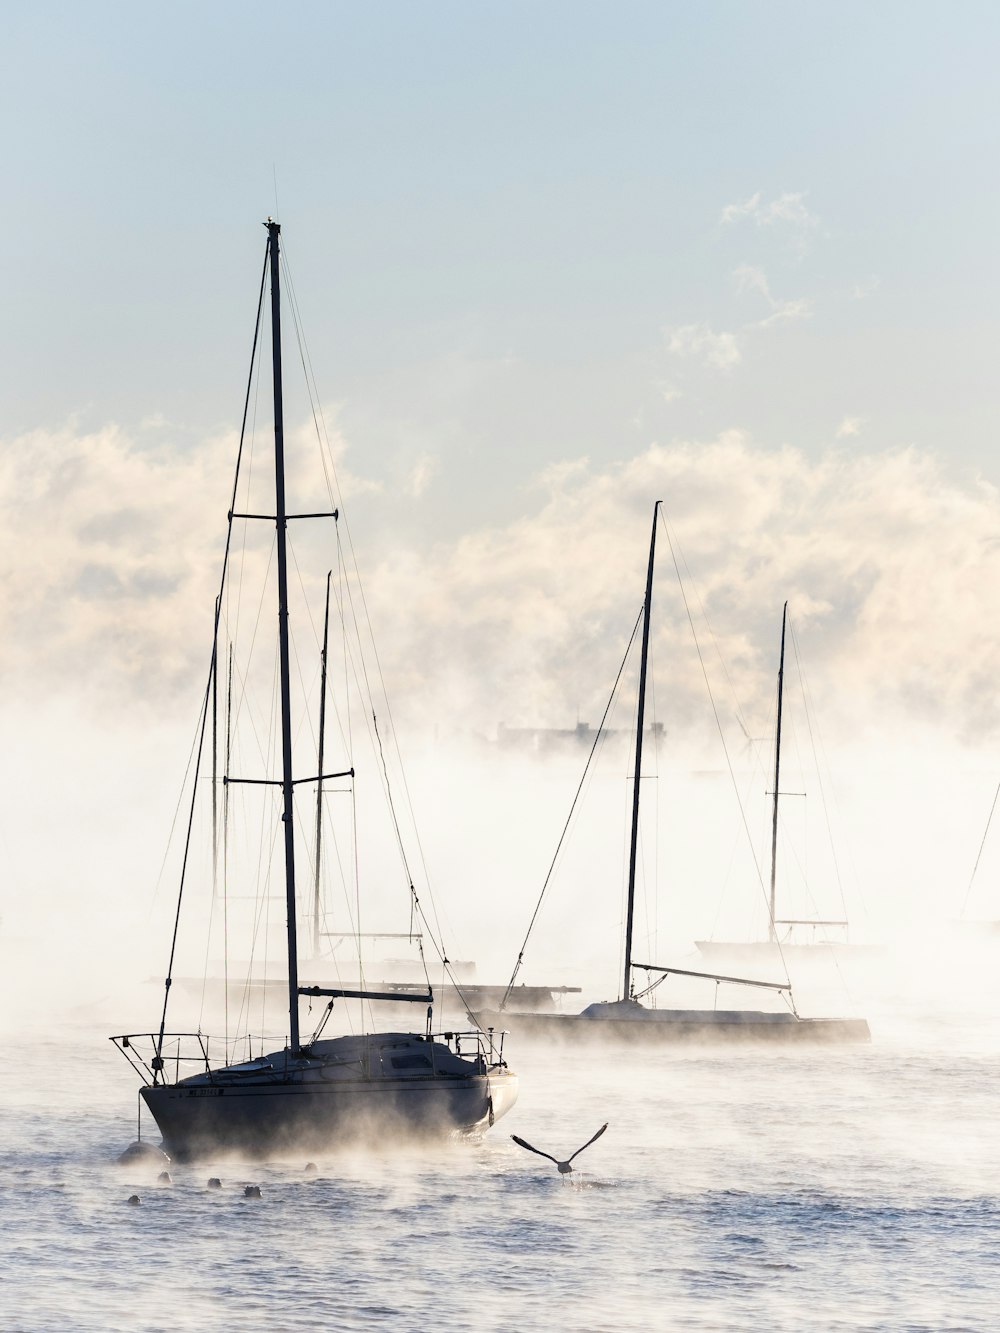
3 956 1000 1331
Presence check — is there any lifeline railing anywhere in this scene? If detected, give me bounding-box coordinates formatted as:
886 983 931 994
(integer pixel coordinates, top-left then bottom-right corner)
110 1024 511 1087
110 1032 261 1086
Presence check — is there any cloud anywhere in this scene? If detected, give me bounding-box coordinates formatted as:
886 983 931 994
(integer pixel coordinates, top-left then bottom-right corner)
850 277 881 301
0 415 373 709
407 452 439 499
664 270 809 373
4 421 1000 750
363 436 1000 745
720 190 819 231
836 416 865 438
665 323 742 369
733 265 811 327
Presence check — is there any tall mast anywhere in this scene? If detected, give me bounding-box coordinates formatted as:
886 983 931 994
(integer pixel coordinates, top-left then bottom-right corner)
211 596 219 899
224 643 232 1036
768 602 788 944
224 645 232 881
313 571 332 957
622 501 660 1001
267 218 302 1052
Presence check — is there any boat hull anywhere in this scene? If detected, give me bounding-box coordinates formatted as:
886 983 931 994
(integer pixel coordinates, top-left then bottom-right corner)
476 1009 870 1045
142 1069 518 1161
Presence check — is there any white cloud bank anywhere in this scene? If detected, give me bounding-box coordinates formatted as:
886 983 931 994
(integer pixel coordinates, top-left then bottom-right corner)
0 417 364 708
368 437 1000 744
1 422 999 747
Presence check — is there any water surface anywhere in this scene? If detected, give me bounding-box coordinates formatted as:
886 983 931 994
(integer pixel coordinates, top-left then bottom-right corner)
2 964 998 1331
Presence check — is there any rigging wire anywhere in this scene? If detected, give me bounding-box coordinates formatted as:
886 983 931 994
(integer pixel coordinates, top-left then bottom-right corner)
780 623 856 1006
962 779 1000 918
283 512 381 1037
335 524 362 1037
500 606 644 1009
639 658 661 979
670 530 762 763
232 653 283 1044
788 617 852 932
155 244 269 1061
707 677 778 940
181 239 479 1036
161 232 423 1060
667 527 777 941
281 245 460 985
370 709 435 1003
228 280 265 665
658 505 793 990
225 540 279 776
337 553 455 970
147 691 212 917
617 652 643 997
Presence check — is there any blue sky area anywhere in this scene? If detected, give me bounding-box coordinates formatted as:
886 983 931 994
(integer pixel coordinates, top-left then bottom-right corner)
4 2 1000 537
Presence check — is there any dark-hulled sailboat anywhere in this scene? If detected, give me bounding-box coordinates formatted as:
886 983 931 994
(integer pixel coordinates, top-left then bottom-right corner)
112 222 517 1158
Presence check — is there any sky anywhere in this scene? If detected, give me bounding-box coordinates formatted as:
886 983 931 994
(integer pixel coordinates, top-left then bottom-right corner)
6 2 1000 529
4 1 1000 977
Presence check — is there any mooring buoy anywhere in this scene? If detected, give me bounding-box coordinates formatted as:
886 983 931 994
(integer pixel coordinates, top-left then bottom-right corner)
116 1141 170 1167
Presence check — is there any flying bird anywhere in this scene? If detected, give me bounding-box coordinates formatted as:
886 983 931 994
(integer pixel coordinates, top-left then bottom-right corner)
511 1122 608 1174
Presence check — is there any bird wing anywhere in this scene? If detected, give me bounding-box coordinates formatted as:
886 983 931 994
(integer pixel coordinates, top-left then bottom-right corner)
511 1134 559 1165
567 1122 609 1164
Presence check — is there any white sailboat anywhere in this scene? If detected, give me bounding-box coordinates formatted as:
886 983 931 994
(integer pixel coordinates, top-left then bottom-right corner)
696 603 864 969
113 221 517 1159
479 503 869 1044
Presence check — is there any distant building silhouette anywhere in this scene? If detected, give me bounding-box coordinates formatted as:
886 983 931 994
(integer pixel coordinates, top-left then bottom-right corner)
496 720 665 754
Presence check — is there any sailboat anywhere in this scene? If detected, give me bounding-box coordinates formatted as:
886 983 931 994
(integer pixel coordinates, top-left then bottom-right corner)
476 504 869 1044
696 604 862 969
112 221 517 1159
